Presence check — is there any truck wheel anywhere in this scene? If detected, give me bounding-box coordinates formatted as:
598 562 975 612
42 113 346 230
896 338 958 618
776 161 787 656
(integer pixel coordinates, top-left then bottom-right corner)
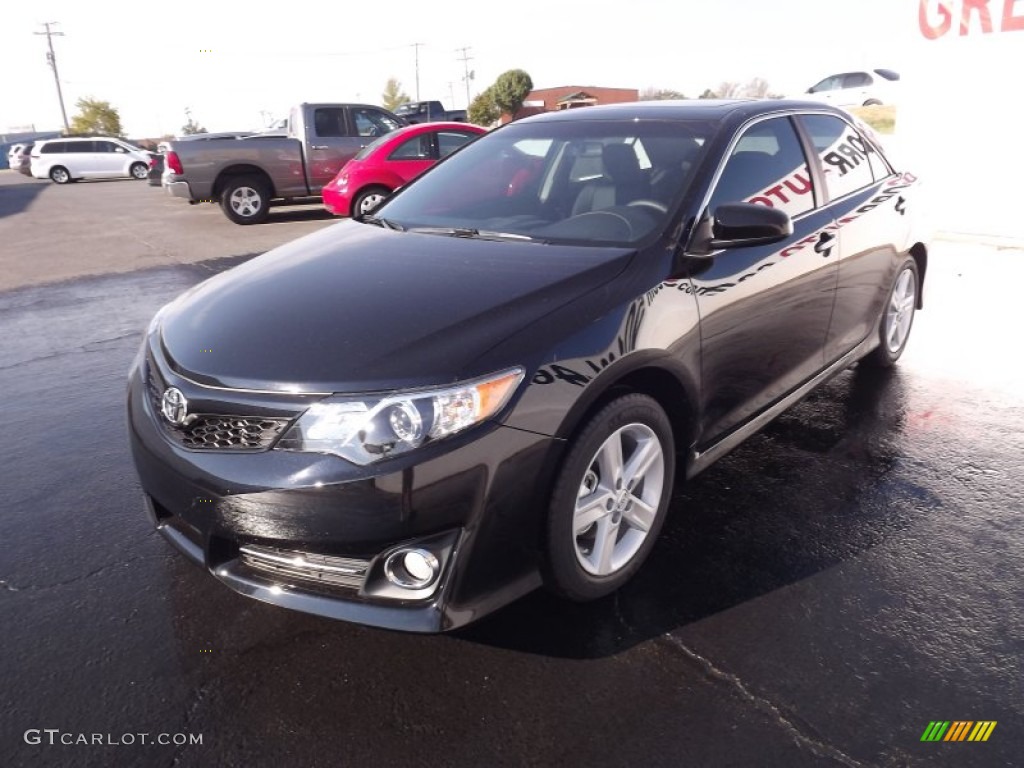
221 175 271 225
352 186 390 217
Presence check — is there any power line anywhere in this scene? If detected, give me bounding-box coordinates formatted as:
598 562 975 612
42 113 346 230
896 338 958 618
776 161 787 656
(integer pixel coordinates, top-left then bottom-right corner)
35 22 70 133
455 47 474 109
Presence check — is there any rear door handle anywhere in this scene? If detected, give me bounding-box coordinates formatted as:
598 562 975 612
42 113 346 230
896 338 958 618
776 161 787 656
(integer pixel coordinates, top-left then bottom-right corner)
814 232 836 257
311 145 328 150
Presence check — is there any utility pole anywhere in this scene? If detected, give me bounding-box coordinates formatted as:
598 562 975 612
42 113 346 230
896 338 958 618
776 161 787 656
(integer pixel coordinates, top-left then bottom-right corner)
411 43 424 100
455 47 474 108
35 22 70 133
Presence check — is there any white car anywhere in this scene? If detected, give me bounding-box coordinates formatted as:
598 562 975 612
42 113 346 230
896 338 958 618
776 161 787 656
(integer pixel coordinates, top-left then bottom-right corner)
7 143 28 170
30 137 152 184
802 69 900 108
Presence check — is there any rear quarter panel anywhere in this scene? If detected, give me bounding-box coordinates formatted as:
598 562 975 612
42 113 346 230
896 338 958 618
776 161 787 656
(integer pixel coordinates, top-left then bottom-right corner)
167 137 308 200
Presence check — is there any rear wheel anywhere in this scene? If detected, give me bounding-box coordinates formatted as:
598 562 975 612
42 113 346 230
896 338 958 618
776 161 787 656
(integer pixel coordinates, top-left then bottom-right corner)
864 256 919 368
220 175 271 224
130 162 148 180
352 186 389 217
545 394 675 601
49 166 71 184
863 98 883 106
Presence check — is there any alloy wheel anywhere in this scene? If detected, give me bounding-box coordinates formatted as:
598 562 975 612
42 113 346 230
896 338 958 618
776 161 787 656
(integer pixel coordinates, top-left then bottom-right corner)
573 423 665 576
229 186 263 218
885 268 916 353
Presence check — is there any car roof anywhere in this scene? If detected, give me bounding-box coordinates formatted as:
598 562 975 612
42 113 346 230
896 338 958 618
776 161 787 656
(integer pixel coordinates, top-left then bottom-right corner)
517 99 850 124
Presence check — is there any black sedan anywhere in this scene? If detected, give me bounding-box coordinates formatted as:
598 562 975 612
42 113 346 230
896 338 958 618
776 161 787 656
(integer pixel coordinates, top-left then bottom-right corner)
127 100 930 632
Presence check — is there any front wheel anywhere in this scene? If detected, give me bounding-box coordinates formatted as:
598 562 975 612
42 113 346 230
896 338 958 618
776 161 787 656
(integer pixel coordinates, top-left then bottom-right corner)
545 394 675 601
220 175 271 225
864 256 919 368
130 162 148 180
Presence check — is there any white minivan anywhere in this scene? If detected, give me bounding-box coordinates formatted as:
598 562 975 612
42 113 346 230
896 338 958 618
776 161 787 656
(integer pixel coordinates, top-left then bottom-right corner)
30 137 151 184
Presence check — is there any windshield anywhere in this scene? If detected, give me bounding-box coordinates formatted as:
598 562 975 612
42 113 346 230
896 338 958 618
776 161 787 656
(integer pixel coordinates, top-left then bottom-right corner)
371 117 715 246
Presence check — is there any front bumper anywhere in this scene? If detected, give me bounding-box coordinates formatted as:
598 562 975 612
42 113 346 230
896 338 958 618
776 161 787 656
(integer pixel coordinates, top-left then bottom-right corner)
127 342 557 632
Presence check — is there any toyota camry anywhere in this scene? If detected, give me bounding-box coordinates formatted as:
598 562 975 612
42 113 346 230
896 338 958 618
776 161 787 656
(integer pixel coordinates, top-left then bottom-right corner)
127 100 930 632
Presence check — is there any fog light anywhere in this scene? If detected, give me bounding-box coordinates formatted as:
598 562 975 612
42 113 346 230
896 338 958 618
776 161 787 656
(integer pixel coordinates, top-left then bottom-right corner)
384 548 439 589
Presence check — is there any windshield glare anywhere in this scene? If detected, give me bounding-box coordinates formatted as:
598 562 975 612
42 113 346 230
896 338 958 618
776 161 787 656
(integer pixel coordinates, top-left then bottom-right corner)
373 118 714 246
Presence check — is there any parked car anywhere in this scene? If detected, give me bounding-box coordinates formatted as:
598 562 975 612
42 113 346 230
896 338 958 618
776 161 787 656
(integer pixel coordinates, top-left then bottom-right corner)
802 69 900 107
14 143 35 176
7 143 28 170
128 99 930 632
393 101 467 124
323 121 486 217
30 137 151 184
162 103 406 224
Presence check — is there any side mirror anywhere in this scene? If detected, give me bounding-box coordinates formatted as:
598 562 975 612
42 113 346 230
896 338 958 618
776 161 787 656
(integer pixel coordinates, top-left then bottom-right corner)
709 203 792 249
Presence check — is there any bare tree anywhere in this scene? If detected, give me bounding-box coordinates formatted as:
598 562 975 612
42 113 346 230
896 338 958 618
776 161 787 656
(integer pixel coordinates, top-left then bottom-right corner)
743 77 771 99
640 87 687 101
716 81 744 99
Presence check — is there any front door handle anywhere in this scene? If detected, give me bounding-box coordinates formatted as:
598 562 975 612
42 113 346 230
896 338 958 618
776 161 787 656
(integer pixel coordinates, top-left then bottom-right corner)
814 232 836 257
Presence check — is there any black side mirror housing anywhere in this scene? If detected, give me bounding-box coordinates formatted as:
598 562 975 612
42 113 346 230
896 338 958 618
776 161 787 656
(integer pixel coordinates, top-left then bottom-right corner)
709 203 792 249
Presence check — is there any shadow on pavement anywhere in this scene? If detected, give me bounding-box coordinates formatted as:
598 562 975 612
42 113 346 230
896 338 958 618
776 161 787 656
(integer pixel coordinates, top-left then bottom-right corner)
457 365 934 658
0 177 48 219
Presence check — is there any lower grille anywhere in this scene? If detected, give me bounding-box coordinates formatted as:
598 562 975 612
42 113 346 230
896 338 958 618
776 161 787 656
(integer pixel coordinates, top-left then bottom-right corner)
238 545 369 590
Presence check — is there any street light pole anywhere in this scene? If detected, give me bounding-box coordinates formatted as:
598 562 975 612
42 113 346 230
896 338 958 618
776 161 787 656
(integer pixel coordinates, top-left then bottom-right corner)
35 22 70 133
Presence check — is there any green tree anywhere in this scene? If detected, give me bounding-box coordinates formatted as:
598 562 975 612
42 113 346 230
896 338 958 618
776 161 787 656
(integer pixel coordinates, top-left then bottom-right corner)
640 88 687 101
491 69 533 119
382 77 411 111
181 118 207 135
69 98 123 137
468 87 499 126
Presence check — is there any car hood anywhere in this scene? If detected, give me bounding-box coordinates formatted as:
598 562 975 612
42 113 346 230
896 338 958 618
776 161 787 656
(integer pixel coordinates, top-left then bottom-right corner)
159 221 634 393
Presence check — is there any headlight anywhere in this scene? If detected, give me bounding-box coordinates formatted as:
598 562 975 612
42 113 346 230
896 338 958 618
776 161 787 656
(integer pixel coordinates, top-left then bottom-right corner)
277 368 524 465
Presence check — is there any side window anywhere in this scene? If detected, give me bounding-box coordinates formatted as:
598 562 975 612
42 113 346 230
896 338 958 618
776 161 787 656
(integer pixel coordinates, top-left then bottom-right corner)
708 117 814 219
437 131 476 158
313 108 347 138
844 72 872 88
800 114 877 199
41 142 65 154
95 141 116 153
351 108 402 138
73 141 96 153
389 134 431 160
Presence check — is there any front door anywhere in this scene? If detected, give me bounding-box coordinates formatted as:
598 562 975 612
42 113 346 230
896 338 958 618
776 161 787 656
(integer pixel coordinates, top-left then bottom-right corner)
688 115 838 445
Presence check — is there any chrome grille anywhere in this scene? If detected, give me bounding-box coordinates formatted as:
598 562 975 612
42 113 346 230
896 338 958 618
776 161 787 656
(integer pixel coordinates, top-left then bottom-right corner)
238 545 369 590
145 359 290 451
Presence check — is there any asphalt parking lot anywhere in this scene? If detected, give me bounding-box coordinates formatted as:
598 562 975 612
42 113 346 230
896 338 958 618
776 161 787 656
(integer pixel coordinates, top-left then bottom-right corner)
1 170 1022 767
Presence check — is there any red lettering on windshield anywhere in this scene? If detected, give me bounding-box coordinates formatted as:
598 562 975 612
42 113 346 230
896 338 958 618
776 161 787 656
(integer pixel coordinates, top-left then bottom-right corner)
961 0 995 33
920 0 953 38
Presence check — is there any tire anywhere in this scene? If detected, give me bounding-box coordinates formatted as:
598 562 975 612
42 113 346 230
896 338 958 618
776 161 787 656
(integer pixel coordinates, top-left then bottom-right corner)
220 175 271 225
352 186 390 218
863 256 919 368
863 98 883 106
130 162 148 180
545 393 675 601
49 166 71 184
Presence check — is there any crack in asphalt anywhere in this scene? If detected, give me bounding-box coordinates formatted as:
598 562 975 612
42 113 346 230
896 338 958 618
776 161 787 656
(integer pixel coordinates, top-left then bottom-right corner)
659 634 871 768
0 330 142 372
169 680 215 768
1 550 154 593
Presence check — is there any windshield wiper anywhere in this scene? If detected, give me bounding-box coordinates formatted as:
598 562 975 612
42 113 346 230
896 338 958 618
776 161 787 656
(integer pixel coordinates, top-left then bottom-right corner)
408 226 541 243
359 214 405 231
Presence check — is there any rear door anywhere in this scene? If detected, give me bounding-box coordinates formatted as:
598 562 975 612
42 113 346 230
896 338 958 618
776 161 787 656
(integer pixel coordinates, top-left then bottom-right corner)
796 113 912 362
689 115 838 444
64 141 95 177
304 106 362 192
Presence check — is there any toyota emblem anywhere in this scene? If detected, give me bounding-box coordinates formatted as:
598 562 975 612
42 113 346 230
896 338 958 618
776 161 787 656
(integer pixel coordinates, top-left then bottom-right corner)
160 387 188 426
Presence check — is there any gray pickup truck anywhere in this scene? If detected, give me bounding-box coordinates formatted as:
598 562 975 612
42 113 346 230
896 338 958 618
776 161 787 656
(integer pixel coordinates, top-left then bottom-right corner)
163 103 405 224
